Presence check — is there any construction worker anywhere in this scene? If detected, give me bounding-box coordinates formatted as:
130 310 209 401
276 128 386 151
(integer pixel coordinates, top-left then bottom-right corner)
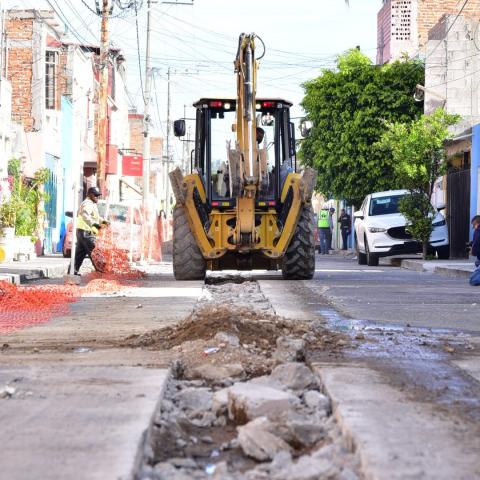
318 203 330 255
72 187 107 275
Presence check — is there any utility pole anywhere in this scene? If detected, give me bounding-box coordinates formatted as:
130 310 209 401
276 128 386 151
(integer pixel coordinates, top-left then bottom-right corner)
165 66 171 211
97 0 109 193
142 0 154 203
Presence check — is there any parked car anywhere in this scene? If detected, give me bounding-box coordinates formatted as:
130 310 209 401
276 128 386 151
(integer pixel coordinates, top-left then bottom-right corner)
62 201 143 260
353 189 449 266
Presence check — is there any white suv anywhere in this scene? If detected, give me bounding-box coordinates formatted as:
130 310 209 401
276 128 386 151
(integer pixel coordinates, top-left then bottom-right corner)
354 189 449 266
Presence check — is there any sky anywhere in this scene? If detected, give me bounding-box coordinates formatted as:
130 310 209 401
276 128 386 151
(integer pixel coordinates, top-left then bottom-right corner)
9 0 380 161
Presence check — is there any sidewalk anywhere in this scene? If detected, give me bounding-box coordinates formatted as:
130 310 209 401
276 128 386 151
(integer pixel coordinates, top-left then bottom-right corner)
383 256 474 279
0 255 69 284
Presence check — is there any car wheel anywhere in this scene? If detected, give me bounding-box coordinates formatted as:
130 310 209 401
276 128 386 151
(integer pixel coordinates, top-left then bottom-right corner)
356 234 367 265
436 245 450 260
365 236 379 267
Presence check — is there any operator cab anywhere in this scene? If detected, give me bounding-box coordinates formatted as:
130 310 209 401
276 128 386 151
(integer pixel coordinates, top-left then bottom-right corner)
174 98 297 209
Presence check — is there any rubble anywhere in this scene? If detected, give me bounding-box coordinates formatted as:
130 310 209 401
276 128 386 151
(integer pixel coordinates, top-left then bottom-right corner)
304 390 330 411
228 382 297 424
175 387 213 413
270 362 317 391
134 280 357 480
272 336 305 363
189 363 245 382
237 417 291 461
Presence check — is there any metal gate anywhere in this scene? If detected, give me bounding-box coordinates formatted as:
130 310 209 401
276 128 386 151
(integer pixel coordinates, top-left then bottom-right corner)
447 168 470 258
44 169 57 254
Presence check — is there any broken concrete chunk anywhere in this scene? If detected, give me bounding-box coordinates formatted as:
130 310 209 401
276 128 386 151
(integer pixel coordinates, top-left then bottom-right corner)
273 336 305 362
249 375 286 391
269 410 326 448
238 417 291 461
212 387 230 416
189 363 244 381
272 454 339 480
176 387 213 412
303 390 330 411
228 382 297 424
270 363 317 391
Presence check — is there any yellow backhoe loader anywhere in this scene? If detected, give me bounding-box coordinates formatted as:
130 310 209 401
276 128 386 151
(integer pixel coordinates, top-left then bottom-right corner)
169 33 316 280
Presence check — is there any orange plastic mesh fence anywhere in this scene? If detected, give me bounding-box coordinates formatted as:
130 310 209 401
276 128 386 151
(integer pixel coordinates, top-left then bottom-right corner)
0 207 168 334
0 281 79 333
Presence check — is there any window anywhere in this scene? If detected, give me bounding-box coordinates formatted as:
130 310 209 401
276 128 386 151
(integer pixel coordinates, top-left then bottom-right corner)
45 51 58 109
369 194 404 216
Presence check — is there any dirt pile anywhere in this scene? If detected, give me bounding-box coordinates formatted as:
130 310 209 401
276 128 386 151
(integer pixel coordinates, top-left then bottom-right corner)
124 281 346 378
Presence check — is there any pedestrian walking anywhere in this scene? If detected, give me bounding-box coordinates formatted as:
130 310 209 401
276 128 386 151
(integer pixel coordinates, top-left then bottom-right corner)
317 204 330 255
338 208 351 250
328 207 335 252
469 215 480 286
72 187 108 275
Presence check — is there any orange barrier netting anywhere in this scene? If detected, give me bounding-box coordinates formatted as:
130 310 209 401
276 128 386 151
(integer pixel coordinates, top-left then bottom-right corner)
0 281 79 333
0 225 150 334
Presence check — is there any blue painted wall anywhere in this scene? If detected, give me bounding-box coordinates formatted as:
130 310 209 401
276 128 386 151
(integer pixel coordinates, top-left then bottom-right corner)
57 96 74 253
471 125 480 240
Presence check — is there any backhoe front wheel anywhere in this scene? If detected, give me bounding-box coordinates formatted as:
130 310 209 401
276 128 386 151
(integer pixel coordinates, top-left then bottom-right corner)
282 206 316 280
172 206 206 280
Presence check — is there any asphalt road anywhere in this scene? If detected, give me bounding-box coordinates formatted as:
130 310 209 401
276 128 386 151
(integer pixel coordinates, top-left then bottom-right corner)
308 254 480 333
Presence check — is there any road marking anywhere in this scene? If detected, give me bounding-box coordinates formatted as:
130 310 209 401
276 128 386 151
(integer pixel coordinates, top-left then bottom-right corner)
315 269 384 273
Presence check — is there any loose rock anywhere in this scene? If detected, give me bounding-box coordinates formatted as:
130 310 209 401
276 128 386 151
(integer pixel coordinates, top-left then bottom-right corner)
212 387 229 415
238 417 291 461
273 336 305 363
189 363 244 381
270 363 317 391
303 390 330 412
228 381 297 424
175 387 213 412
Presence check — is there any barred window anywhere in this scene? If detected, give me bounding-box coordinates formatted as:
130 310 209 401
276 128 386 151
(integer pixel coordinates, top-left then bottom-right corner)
45 51 58 109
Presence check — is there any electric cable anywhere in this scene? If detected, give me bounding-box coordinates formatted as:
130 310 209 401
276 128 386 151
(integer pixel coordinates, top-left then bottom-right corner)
424 0 471 61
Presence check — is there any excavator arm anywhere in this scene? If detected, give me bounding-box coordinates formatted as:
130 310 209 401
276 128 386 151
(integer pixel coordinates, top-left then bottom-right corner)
229 33 265 247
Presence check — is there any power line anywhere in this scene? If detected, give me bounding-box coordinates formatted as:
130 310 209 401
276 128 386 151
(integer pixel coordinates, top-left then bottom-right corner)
133 0 146 104
424 0 471 61
64 0 98 42
46 0 91 45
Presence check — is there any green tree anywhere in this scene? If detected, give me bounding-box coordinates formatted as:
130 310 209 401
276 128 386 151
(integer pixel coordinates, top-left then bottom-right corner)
380 108 459 258
300 49 424 206
0 159 49 238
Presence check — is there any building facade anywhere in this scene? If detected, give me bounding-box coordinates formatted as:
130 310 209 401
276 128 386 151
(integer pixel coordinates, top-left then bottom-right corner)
377 0 480 64
3 9 132 254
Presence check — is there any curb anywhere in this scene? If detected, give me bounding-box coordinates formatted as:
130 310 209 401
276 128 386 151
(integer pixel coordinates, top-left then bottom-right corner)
384 257 474 279
0 263 67 283
433 266 472 279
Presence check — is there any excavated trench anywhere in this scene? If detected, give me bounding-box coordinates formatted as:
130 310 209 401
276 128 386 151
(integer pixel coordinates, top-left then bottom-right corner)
132 279 362 480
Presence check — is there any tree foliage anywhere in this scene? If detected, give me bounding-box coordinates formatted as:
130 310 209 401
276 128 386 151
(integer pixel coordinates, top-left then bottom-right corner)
0 158 49 239
299 49 424 205
380 108 459 258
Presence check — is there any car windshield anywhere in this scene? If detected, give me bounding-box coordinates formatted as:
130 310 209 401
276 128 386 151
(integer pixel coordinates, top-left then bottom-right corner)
369 194 404 216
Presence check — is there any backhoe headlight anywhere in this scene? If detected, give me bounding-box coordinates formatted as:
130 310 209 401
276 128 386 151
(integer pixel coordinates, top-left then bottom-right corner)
432 219 446 227
369 227 387 233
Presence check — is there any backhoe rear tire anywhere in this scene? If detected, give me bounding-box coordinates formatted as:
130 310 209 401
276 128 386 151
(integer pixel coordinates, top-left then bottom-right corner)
282 206 316 280
173 206 206 280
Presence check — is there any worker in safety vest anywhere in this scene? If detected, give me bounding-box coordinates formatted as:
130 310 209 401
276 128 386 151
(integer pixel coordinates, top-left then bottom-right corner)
318 203 330 255
73 187 107 275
